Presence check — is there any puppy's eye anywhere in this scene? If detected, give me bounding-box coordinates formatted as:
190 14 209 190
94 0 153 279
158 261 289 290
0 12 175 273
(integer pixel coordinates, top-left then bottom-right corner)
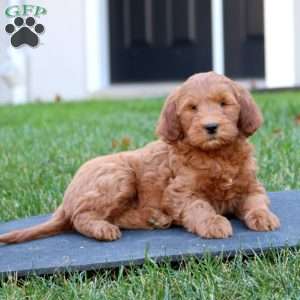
190 105 197 111
220 101 226 107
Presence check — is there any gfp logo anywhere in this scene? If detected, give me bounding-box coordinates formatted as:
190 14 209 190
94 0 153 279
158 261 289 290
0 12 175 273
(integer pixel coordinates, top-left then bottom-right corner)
4 5 47 48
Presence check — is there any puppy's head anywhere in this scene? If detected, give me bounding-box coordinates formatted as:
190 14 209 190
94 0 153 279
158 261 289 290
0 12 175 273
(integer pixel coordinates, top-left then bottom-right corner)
156 72 263 150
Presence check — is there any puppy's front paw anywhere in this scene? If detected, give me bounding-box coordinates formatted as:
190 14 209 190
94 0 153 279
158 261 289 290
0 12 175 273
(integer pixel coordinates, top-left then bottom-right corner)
201 215 233 239
245 208 280 232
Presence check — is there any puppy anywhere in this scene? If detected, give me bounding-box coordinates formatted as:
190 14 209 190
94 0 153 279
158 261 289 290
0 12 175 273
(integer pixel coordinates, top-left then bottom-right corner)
0 72 280 244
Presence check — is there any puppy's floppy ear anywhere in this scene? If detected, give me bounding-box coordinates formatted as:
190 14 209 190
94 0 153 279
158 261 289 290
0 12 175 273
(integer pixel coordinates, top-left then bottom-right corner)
234 83 263 137
156 87 182 142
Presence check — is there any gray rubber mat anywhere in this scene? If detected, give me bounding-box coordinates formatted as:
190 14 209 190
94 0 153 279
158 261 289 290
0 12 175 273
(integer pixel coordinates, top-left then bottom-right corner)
0 191 299 277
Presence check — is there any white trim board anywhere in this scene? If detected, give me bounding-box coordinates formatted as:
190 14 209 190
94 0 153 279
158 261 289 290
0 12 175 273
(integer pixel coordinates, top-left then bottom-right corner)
211 0 224 74
85 0 110 93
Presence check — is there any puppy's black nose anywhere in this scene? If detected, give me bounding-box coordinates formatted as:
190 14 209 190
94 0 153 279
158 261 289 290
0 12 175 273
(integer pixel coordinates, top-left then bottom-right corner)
204 123 219 134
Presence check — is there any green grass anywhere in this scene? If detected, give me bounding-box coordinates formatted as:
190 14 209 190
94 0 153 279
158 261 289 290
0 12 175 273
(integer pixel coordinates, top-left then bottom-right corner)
0 91 300 299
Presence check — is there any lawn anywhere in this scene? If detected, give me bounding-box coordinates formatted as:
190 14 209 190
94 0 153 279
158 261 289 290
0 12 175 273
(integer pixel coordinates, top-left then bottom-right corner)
0 91 300 299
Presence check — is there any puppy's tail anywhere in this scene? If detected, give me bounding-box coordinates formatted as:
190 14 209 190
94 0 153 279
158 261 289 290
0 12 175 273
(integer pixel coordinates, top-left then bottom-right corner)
0 205 71 244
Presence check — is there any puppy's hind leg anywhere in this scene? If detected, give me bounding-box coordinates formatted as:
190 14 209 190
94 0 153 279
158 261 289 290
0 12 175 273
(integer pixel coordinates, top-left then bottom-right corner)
69 167 137 241
73 211 121 241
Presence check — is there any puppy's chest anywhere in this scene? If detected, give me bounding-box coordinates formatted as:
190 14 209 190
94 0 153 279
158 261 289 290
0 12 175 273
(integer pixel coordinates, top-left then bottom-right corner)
190 157 245 200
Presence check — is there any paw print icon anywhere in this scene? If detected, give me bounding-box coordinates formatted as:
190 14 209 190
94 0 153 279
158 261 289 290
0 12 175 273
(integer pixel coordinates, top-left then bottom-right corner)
5 16 45 47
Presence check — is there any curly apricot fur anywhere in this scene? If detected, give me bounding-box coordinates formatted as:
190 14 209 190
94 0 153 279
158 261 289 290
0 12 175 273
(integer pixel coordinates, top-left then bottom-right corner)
0 72 279 244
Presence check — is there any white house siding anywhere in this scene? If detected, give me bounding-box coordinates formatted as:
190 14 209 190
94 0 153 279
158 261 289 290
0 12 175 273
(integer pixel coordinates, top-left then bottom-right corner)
24 0 87 101
264 0 300 88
